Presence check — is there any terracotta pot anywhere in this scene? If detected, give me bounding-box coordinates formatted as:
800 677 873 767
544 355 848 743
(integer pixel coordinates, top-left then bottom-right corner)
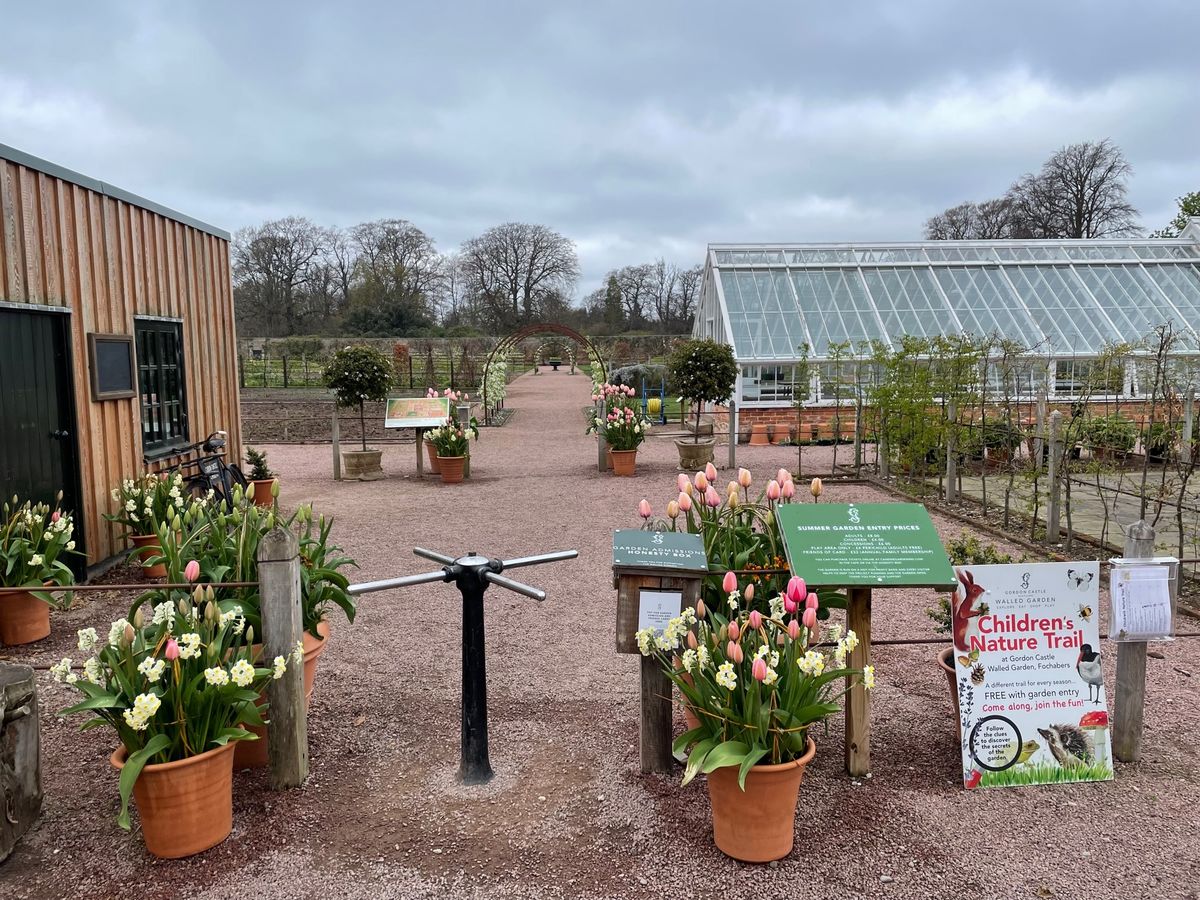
234 620 330 769
130 533 167 579
605 445 614 470
610 449 637 476
749 424 769 446
0 588 52 645
706 737 817 862
438 455 466 484
938 646 961 733
250 478 276 507
110 741 235 859
425 440 442 475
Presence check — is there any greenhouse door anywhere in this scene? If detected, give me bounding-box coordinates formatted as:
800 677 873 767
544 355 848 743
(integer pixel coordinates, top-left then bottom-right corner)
0 308 85 571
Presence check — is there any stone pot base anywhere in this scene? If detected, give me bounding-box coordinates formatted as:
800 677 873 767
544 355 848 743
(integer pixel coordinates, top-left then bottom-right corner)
675 438 715 470
342 449 384 481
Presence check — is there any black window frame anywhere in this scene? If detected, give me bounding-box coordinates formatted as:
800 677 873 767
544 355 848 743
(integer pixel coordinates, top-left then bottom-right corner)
135 318 190 458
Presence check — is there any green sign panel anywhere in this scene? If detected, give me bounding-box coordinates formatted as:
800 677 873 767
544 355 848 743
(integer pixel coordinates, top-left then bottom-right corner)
612 529 708 573
775 503 955 588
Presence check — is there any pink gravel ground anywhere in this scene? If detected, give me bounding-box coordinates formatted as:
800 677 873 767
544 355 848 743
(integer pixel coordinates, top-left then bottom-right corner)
3 368 1200 900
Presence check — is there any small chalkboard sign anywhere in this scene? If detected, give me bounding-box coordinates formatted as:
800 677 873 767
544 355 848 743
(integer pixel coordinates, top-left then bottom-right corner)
87 333 136 401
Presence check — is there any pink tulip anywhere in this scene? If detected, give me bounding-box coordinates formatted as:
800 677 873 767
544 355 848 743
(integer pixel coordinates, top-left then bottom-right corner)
677 473 690 493
666 500 679 520
738 468 752 488
810 477 823 499
704 486 721 508
51 510 61 523
678 491 693 512
784 596 798 614
165 638 180 661
695 598 706 618
184 560 200 583
777 468 791 485
638 499 652 519
787 619 801 640
806 591 819 611
752 657 768 682
722 571 738 594
781 479 796 499
748 610 762 630
727 641 744 664
802 608 818 630
744 583 755 603
728 620 741 641
687 630 698 649
705 462 718 482
695 472 709 491
727 480 739 498
766 479 781 501
787 577 806 604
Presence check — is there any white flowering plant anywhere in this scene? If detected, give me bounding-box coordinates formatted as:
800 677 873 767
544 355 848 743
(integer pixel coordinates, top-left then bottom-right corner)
0 495 77 601
586 383 650 451
104 472 191 537
55 583 300 829
428 415 479 458
636 572 871 789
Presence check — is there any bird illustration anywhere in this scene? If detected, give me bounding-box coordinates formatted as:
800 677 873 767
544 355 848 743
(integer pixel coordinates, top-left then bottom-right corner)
1038 724 1094 766
1076 644 1104 703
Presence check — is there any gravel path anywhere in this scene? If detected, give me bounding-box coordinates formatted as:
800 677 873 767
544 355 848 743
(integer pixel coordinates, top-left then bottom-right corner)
3 369 1199 900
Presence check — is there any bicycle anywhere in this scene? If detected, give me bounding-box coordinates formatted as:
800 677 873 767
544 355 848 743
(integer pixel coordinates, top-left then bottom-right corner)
156 430 248 508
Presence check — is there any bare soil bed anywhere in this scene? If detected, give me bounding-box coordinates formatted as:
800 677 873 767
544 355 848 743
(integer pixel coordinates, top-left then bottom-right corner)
3 370 1198 900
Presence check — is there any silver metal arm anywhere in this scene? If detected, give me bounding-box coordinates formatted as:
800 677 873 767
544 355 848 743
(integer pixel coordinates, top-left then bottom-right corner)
414 547 458 565
484 571 546 602
348 569 447 596
499 550 578 570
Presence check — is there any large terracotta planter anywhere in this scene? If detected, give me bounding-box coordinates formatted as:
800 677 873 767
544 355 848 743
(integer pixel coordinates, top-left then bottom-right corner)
130 533 167 579
234 621 330 769
342 449 384 481
675 438 715 470
425 440 442 475
110 741 236 859
438 455 466 484
610 448 637 476
0 588 51 645
250 478 277 507
706 737 816 863
749 424 769 446
938 647 961 738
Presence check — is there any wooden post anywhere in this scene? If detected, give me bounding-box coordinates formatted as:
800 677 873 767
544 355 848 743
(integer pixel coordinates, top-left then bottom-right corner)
457 404 471 479
1113 520 1155 762
416 427 425 476
640 656 673 774
0 664 41 862
845 587 872 776
853 396 863 477
879 420 890 479
331 408 341 481
257 527 308 788
596 399 608 472
1034 389 1047 466
1182 389 1195 464
946 399 958 503
1045 410 1062 543
727 400 737 471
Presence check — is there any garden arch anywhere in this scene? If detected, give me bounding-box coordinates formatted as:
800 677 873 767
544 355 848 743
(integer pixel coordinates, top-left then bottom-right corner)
481 323 606 424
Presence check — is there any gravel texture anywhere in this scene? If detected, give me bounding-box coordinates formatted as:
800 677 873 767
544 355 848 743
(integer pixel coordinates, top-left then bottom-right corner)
3 369 1199 900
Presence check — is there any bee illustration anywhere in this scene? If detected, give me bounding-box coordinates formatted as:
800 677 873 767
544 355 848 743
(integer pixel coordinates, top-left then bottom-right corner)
1078 603 1093 621
1067 569 1094 589
970 663 987 686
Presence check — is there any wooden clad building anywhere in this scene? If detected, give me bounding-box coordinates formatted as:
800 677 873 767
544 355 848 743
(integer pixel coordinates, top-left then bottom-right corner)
0 143 240 571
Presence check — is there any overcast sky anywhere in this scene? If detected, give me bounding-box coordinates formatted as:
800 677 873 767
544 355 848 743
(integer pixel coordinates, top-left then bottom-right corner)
3 2 1198 294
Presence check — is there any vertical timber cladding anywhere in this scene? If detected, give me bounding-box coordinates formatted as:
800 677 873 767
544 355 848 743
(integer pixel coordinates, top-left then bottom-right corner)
0 148 239 566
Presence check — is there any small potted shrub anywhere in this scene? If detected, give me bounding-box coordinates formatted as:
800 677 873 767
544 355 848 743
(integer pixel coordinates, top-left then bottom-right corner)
982 417 1022 465
54 583 299 858
106 473 190 577
324 345 394 481
1142 421 1174 464
0 496 76 645
428 415 479 484
637 572 868 862
1085 414 1137 462
668 340 738 470
244 446 277 508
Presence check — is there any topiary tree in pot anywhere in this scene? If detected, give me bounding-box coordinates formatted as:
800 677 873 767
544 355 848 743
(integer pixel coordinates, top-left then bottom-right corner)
667 339 738 469
324 345 394 480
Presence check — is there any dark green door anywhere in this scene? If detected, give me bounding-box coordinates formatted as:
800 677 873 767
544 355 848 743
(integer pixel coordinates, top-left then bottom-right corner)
0 309 85 571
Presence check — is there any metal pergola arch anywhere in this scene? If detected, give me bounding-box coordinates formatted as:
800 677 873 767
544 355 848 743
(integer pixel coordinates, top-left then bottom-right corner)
481 323 606 424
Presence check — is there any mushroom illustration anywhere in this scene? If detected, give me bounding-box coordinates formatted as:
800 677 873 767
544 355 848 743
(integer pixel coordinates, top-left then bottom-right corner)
1079 710 1109 767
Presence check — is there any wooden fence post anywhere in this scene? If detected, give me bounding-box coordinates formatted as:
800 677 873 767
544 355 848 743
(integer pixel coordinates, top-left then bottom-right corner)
853 395 863 478
727 400 737 471
596 399 608 473
1045 410 1062 543
845 587 872 776
879 417 890 479
257 527 308 788
1034 389 1047 466
331 408 341 481
1182 389 1195 463
1113 520 1155 762
457 403 472 479
639 656 673 774
945 399 958 503
0 664 41 862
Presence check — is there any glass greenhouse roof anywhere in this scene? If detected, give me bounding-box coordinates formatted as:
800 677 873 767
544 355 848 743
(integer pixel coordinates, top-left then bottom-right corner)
702 239 1200 360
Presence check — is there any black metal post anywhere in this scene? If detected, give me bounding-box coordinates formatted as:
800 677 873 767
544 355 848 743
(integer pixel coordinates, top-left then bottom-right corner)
454 560 493 784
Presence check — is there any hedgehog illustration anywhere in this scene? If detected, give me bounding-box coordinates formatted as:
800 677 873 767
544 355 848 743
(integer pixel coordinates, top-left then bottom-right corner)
1037 724 1094 766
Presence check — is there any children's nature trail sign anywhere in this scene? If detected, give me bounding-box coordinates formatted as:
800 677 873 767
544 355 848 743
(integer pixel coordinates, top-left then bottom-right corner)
775 502 956 775
950 561 1113 789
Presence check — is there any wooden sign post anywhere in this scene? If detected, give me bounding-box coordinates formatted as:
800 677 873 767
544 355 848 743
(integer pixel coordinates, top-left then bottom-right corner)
612 529 708 774
775 502 956 776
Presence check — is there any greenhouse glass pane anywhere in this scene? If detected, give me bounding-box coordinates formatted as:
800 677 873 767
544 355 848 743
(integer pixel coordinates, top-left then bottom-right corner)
1143 265 1200 337
935 267 1043 343
1074 266 1178 340
861 267 950 341
792 248 856 265
1004 266 1118 352
786 269 882 356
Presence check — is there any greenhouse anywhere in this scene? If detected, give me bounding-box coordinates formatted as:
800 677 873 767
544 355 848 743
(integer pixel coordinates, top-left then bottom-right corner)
694 226 1200 409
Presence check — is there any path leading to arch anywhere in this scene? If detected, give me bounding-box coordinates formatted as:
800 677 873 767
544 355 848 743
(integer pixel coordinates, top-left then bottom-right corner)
10 369 1199 900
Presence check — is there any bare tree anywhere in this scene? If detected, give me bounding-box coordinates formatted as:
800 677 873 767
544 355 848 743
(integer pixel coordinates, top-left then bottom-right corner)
232 217 327 336
459 222 579 328
674 263 702 331
923 201 977 240
614 263 654 327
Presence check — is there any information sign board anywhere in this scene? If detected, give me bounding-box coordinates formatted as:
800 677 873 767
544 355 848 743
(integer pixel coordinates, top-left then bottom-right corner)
611 530 708 574
384 396 450 429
